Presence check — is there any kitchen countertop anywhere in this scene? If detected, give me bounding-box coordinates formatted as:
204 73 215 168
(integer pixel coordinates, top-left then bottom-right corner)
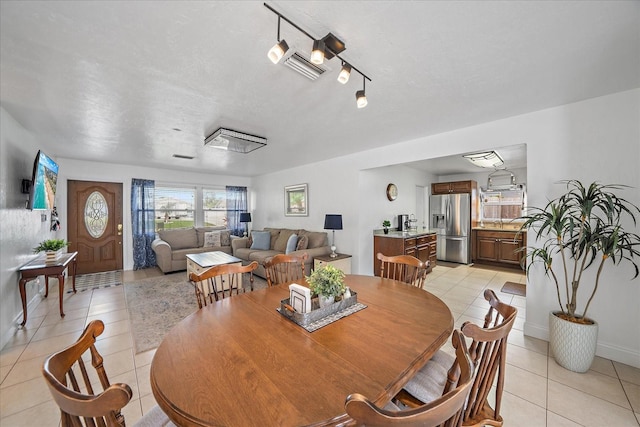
373 229 437 238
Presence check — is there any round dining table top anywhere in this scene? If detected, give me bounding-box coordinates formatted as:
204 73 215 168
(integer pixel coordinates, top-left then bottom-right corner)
150 274 453 427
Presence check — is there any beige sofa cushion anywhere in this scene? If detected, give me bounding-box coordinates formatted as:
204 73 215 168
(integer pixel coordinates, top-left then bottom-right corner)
274 229 297 252
158 228 198 250
300 230 328 248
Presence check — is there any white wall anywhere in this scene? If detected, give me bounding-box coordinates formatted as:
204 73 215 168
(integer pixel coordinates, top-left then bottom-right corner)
0 108 56 350
253 89 640 367
55 159 252 271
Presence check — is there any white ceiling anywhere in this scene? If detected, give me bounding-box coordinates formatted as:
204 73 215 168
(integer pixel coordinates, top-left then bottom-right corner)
1 1 638 177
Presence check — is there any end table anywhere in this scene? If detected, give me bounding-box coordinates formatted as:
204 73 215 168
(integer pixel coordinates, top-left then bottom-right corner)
314 253 352 274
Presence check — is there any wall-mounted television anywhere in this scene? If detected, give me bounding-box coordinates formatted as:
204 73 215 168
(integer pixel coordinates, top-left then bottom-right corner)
28 150 59 210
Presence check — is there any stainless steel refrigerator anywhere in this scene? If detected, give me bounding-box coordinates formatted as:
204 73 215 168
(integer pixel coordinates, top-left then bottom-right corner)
430 193 471 264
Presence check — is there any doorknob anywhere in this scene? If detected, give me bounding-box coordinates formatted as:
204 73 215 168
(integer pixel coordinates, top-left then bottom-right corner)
117 224 123 235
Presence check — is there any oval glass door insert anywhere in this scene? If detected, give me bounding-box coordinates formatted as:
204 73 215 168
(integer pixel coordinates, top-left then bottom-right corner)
85 191 108 238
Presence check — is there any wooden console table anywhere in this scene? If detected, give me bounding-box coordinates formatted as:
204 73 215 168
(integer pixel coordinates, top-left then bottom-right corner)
18 251 78 326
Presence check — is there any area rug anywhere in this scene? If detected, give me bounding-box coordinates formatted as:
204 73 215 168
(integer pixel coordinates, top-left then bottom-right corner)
501 281 526 297
68 270 122 293
124 273 268 354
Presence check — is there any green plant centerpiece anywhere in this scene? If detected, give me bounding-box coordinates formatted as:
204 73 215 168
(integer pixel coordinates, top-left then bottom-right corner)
382 220 391 234
33 239 70 253
520 180 640 372
307 264 346 308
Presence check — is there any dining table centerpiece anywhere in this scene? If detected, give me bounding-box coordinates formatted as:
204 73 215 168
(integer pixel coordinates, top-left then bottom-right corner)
307 264 346 308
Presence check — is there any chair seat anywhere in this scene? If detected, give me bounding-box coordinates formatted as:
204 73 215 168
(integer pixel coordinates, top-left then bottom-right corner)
134 405 176 427
403 349 455 404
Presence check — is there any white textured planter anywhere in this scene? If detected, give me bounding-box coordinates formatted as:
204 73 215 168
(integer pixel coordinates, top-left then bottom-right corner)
549 311 598 373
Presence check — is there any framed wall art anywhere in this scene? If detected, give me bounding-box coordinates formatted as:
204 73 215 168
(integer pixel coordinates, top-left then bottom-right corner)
285 183 308 216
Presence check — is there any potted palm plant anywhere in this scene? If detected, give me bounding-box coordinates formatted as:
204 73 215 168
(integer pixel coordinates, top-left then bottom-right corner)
307 264 346 308
382 220 391 234
520 180 640 372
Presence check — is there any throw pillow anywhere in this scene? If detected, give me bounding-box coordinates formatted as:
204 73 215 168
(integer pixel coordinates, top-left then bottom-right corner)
204 231 221 247
285 234 298 254
220 230 231 246
296 235 308 251
250 231 271 250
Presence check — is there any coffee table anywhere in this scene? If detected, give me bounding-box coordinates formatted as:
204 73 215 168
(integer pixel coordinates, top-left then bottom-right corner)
186 251 243 294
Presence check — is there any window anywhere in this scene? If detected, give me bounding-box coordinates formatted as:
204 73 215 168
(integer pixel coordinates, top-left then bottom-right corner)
155 186 195 230
481 188 526 221
154 185 247 233
203 188 228 227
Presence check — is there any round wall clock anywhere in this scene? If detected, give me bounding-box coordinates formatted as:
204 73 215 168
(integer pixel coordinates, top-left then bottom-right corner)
386 183 398 201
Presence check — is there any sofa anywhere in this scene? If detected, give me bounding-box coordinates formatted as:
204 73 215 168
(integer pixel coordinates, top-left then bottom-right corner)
151 226 234 273
231 227 331 278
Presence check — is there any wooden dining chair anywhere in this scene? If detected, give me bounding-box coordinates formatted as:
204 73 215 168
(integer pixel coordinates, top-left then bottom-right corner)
398 289 517 427
263 253 308 287
42 319 174 427
345 329 474 427
376 252 429 289
189 261 258 307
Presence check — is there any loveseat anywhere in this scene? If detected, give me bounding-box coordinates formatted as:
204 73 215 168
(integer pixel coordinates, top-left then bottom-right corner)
231 227 331 278
151 226 234 273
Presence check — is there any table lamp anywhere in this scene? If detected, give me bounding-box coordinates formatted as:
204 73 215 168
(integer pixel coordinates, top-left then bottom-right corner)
324 214 343 258
239 212 252 237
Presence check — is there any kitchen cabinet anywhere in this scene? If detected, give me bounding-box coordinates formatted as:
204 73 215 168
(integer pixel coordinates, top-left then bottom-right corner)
373 232 437 276
473 230 526 269
432 180 476 195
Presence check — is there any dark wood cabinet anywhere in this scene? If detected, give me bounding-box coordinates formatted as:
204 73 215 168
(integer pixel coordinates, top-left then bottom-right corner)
373 233 436 276
431 180 476 195
473 230 526 269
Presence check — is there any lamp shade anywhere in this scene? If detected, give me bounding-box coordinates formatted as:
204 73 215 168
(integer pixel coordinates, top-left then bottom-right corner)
324 214 343 230
239 212 252 223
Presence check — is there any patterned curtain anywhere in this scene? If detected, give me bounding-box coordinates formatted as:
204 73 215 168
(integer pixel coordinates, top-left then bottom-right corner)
131 178 157 270
226 186 247 236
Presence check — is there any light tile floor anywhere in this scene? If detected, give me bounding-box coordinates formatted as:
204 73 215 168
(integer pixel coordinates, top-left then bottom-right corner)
1 265 639 426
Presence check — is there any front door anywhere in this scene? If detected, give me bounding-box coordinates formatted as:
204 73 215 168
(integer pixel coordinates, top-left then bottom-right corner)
68 180 123 275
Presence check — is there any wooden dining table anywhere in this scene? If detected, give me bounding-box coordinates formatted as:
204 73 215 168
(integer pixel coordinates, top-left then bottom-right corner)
150 274 453 427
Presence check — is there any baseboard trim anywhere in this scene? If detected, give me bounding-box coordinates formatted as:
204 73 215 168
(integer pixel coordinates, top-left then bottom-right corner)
1 292 43 350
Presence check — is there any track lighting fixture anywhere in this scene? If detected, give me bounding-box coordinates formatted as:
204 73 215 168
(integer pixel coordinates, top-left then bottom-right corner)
310 39 326 65
337 62 351 84
355 77 367 108
264 3 371 108
267 16 289 64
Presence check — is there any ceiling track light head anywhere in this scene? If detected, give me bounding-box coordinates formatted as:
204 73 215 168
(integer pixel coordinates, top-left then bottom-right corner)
355 76 368 108
268 15 289 64
337 62 351 84
310 39 326 65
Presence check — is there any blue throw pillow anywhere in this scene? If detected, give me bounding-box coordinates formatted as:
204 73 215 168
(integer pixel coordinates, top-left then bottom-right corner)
250 231 271 250
285 233 298 254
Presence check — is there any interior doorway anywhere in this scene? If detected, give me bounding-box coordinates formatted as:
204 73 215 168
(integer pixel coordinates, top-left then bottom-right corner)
67 180 123 275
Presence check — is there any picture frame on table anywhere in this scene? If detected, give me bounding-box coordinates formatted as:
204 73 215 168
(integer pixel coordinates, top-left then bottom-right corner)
285 183 308 216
